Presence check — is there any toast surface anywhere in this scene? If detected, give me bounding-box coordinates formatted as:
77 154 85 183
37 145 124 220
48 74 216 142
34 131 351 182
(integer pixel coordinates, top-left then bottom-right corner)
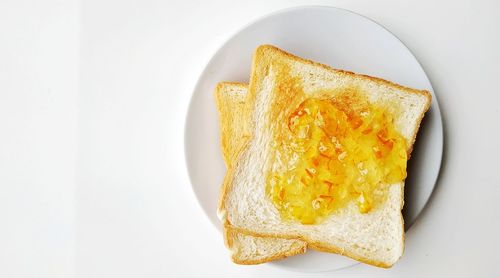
214 82 307 264
218 45 431 267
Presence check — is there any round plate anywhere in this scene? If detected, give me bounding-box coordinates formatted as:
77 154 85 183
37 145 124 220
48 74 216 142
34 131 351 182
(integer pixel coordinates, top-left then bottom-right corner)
185 6 443 272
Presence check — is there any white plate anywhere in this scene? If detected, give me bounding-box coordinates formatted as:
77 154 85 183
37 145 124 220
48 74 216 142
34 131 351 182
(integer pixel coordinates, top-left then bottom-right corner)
185 6 443 272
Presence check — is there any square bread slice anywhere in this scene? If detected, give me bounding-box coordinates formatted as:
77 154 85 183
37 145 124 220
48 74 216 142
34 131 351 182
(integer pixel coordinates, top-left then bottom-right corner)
214 82 307 264
218 45 431 267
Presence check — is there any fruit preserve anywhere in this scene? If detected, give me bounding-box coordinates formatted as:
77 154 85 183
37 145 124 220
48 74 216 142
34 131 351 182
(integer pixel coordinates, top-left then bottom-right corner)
266 92 407 225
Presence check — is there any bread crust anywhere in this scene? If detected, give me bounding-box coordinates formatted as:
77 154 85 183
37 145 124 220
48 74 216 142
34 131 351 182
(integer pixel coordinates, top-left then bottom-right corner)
218 45 431 267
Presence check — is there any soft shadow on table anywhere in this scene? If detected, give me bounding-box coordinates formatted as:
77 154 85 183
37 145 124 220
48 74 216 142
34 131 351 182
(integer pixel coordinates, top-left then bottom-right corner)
403 99 448 231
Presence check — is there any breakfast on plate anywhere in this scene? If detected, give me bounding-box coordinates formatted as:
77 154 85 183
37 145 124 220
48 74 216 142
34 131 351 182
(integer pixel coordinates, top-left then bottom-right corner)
214 45 431 267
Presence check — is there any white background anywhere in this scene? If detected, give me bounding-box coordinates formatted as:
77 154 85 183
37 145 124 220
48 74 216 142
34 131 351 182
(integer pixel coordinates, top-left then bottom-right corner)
1 0 499 277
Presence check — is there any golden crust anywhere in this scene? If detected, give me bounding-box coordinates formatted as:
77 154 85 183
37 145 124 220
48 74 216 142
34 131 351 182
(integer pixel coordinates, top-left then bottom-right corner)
258 45 432 99
218 45 431 268
213 82 249 165
216 81 248 88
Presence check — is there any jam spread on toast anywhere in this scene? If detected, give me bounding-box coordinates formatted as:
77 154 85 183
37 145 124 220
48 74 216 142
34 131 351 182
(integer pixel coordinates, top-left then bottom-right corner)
266 72 407 225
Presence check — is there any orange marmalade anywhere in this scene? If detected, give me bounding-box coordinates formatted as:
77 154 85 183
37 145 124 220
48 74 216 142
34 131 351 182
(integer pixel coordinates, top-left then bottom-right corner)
266 93 407 225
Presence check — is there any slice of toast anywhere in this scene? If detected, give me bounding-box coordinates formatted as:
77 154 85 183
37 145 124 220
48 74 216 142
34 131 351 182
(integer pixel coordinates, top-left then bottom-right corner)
214 82 307 264
218 45 431 267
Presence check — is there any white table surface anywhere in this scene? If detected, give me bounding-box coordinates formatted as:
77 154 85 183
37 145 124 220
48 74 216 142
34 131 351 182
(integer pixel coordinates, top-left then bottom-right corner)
1 0 499 277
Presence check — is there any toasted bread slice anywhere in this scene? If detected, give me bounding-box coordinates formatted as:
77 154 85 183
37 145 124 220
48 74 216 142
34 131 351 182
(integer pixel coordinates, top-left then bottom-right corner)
218 45 431 267
224 225 307 264
214 82 307 264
